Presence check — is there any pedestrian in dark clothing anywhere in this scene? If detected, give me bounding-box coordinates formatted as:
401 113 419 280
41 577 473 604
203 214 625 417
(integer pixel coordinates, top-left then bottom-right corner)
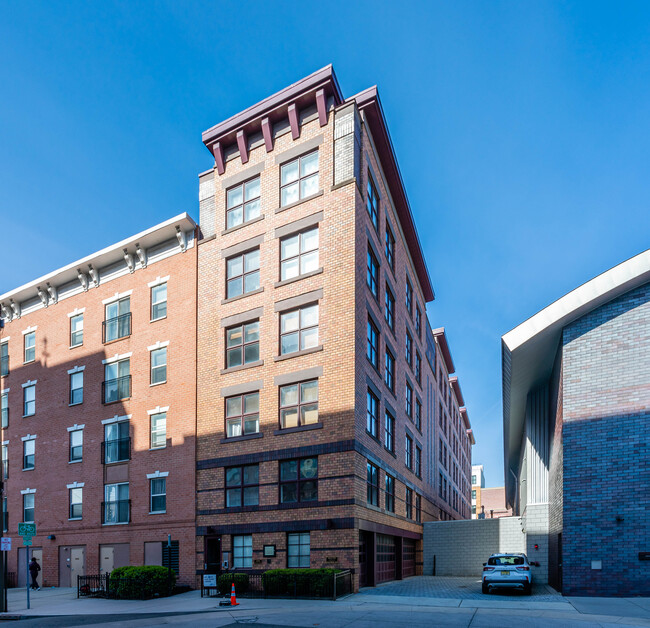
29 557 40 590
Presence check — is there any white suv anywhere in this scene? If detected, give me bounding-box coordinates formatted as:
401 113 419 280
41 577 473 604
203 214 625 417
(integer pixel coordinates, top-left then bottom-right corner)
482 553 533 594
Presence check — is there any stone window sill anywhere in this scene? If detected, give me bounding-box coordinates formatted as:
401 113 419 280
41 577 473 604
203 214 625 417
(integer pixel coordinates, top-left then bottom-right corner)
274 190 324 214
273 345 323 362
221 360 264 375
220 432 263 444
221 287 264 305
221 215 265 236
274 268 324 289
273 422 323 436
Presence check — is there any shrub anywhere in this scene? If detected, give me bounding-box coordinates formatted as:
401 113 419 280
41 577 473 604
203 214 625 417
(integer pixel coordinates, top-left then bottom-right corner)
217 572 249 596
262 569 339 598
109 565 176 599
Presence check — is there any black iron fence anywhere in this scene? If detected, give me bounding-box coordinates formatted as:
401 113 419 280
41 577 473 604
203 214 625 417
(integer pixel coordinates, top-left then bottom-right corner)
102 313 132 343
78 573 110 598
101 499 131 524
201 569 353 601
101 437 131 464
102 375 131 404
77 573 174 600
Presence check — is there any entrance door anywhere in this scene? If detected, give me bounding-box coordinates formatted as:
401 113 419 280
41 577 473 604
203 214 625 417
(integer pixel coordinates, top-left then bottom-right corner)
59 546 86 587
100 544 129 574
376 535 396 584
402 539 416 578
18 548 42 588
205 537 221 572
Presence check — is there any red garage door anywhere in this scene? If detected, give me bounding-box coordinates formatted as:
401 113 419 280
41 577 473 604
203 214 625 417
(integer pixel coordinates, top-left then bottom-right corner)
376 534 396 584
403 539 416 578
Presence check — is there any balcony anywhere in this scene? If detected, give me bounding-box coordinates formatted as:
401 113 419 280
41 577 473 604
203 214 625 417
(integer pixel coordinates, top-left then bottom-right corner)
102 375 131 404
101 437 131 464
101 499 130 525
0 356 8 377
102 313 132 344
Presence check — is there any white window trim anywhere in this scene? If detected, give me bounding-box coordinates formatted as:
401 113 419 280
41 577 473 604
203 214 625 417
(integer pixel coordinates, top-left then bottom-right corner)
0 337 9 343
21 326 37 335
67 424 85 432
20 488 36 495
1 388 9 394
66 481 85 489
147 406 170 416
147 341 170 352
22 380 37 388
146 470 169 479
2 440 8 445
67 365 86 375
21 434 37 441
102 352 132 365
67 308 86 318
147 276 170 288
101 414 131 425
102 290 133 305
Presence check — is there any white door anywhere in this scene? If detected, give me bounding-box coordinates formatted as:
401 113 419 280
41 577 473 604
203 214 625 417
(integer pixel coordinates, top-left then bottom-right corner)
100 546 114 574
70 547 85 584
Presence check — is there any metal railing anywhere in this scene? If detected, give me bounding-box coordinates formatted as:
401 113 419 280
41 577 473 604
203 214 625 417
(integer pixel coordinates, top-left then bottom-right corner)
78 573 175 599
101 437 131 464
1 407 7 429
0 356 8 377
102 375 131 404
102 313 132 343
78 573 110 597
101 499 131 525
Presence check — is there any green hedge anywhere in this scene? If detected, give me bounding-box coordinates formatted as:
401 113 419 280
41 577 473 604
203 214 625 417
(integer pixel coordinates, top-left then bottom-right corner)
109 565 176 599
217 572 249 595
262 568 339 598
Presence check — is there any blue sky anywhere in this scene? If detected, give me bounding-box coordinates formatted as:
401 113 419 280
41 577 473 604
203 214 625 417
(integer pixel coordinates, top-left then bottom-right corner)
2 1 650 486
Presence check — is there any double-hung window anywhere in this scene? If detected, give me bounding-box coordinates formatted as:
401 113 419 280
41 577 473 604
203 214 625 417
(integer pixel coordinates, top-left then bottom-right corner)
385 349 395 393
280 228 319 281
232 535 253 568
1 392 8 428
151 283 168 321
23 494 34 523
226 464 259 507
385 474 395 512
225 392 259 437
280 151 319 206
416 494 422 522
70 314 84 347
406 331 413 368
104 421 130 464
150 347 167 385
103 359 130 403
70 430 83 462
226 177 261 229
226 321 260 368
70 371 83 405
367 246 379 298
103 483 129 524
226 249 260 299
406 277 413 316
150 478 166 513
384 285 395 331
367 318 379 368
280 457 318 503
104 297 131 343
23 384 35 416
69 488 82 519
0 342 8 376
415 445 422 478
280 305 318 355
150 412 167 449
415 306 422 338
406 488 413 519
385 222 395 270
384 410 395 453
2 444 7 480
366 389 378 438
366 461 379 506
415 352 421 385
367 174 379 230
279 380 318 429
405 382 413 419
287 532 310 568
405 434 413 470
23 439 35 470
415 399 422 432
24 332 35 363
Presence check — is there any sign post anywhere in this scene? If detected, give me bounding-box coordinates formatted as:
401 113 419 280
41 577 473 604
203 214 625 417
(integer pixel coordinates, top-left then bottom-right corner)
0 537 9 612
18 524 36 610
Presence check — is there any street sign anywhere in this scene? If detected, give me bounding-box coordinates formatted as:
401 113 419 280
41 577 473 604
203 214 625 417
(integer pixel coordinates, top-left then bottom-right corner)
18 523 36 536
0 538 11 551
22 538 32 546
203 574 217 587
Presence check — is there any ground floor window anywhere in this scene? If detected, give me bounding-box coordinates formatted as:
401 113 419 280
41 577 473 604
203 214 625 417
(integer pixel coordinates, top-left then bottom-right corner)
232 534 253 568
287 532 310 568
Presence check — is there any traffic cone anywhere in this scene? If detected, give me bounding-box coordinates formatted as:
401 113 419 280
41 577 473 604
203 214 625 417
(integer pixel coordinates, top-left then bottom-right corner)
230 581 239 606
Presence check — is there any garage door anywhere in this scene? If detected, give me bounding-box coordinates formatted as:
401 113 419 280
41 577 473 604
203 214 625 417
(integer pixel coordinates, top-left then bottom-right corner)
403 539 416 578
376 534 396 584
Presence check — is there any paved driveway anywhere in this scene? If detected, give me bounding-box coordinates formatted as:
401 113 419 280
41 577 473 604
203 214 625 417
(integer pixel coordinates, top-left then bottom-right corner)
359 576 560 601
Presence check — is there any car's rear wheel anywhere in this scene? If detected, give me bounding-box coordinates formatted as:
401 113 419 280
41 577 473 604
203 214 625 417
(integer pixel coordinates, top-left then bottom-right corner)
482 583 489 594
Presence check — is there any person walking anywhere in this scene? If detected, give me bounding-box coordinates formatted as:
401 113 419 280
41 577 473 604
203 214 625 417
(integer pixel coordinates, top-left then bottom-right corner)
29 556 41 591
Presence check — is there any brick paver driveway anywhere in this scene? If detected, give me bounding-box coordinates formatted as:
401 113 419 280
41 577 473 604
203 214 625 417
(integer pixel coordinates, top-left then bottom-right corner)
359 576 560 601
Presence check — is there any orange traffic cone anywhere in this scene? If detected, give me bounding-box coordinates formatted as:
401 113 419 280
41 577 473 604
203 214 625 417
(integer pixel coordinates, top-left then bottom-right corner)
230 582 239 606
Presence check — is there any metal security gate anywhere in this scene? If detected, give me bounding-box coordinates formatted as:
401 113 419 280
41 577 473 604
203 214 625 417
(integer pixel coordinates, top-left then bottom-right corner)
403 539 416 578
376 534 396 584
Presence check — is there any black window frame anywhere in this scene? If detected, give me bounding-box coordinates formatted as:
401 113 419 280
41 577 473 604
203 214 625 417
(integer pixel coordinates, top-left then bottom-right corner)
384 284 395 331
279 457 318 504
385 221 395 270
366 317 379 369
405 434 413 470
225 464 259 508
367 172 380 230
384 410 395 454
385 474 395 512
366 388 379 439
384 348 395 393
366 245 379 299
405 382 413 419
366 461 379 506
405 487 413 520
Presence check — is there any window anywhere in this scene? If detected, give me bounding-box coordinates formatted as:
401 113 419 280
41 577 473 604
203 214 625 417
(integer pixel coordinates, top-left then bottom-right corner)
281 151 319 206
151 283 168 321
103 359 130 403
366 318 379 368
406 488 413 519
1 444 7 480
225 321 260 369
150 347 167 385
225 392 259 437
385 474 395 512
287 532 310 568
104 421 130 464
150 478 167 513
384 349 395 393
280 227 319 281
367 173 379 230
70 314 84 347
366 246 379 298
406 277 413 316
103 483 129 524
280 457 318 503
69 371 83 405
2 497 7 532
415 306 422 338
150 412 167 449
70 430 83 462
366 461 379 506
384 411 395 453
69 487 82 519
415 352 421 385
471 475 477 485
24 332 35 363
472 504 476 515
415 445 422 478
385 221 395 270
226 177 261 229
416 494 422 523
439 472 444 498
23 385 35 416
471 489 476 499
405 382 413 419
23 493 34 523
406 331 413 368
405 434 413 470
104 297 131 343
280 305 318 355
23 439 35 470
226 465 259 507
384 285 395 331
226 249 260 299
279 380 318 428
1 392 8 428
0 342 8 376
415 399 422 432
366 389 378 438
232 535 253 568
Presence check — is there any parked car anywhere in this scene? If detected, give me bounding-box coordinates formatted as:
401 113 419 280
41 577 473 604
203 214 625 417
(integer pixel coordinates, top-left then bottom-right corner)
482 553 534 594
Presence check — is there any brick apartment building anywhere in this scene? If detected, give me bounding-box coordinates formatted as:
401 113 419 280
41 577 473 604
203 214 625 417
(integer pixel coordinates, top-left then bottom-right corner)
195 66 473 588
0 214 198 586
471 464 484 518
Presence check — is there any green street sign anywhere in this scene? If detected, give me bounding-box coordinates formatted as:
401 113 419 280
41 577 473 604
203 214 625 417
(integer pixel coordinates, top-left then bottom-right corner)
22 538 32 546
18 523 36 536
